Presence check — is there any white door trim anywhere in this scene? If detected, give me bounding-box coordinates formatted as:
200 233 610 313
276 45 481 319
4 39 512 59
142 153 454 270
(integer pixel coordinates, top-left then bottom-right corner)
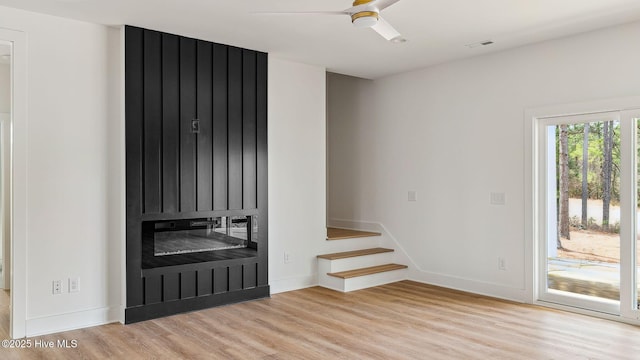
525 96 640 323
0 26 27 339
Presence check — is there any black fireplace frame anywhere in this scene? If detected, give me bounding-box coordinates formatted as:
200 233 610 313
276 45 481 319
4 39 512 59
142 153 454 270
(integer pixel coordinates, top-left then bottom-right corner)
124 26 269 323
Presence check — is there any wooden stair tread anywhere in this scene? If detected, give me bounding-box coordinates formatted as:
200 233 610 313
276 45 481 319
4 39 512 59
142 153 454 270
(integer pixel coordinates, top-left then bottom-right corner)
328 264 408 279
327 227 381 240
317 248 393 260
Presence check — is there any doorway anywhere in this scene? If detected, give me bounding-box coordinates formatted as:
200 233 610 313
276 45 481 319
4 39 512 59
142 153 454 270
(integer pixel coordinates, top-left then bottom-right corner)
538 112 621 314
0 40 10 338
533 104 640 320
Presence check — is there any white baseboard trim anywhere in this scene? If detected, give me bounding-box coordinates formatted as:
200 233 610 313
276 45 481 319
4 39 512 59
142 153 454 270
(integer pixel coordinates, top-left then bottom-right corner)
409 270 527 303
328 217 528 303
25 306 121 337
269 274 317 294
328 219 381 233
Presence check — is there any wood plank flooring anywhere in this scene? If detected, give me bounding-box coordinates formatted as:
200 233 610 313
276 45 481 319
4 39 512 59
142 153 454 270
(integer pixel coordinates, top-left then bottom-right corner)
326 227 381 240
2 281 640 359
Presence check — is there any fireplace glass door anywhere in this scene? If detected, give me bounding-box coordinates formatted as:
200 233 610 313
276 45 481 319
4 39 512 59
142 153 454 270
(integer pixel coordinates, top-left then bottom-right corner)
142 215 257 268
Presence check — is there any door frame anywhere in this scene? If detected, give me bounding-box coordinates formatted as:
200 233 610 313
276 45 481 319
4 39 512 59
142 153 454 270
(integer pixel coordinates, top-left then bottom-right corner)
536 111 621 315
525 96 640 323
0 27 26 339
619 108 640 319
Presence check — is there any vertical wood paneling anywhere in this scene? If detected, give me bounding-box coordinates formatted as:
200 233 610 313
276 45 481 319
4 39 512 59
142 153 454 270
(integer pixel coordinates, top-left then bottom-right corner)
213 267 228 294
163 273 180 301
125 26 145 307
229 265 243 291
143 31 162 214
196 41 213 211
126 26 270 318
197 269 212 296
162 34 180 213
180 37 197 212
144 275 162 304
212 44 228 210
243 263 257 289
228 47 243 210
242 50 257 210
256 52 269 287
181 271 197 299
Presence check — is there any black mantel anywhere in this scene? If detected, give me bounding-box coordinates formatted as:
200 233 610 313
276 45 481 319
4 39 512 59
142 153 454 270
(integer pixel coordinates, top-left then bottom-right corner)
124 26 269 323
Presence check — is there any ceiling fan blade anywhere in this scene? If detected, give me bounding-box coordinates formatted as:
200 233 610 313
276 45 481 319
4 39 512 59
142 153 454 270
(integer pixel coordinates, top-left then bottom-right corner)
371 16 401 41
252 11 347 16
374 0 402 11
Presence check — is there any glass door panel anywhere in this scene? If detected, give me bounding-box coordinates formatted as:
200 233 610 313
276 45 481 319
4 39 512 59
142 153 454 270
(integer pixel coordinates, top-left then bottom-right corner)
539 113 621 314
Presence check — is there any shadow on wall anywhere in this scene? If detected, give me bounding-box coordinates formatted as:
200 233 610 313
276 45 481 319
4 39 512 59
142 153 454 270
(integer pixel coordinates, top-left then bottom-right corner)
326 73 377 221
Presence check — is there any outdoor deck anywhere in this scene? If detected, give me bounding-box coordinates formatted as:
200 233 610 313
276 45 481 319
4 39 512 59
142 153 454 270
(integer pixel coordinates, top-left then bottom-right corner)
548 257 631 301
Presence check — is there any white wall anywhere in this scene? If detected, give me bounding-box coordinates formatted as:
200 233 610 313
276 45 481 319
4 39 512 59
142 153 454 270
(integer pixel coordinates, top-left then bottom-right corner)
0 4 329 335
328 20 640 302
0 63 8 113
268 57 327 293
0 6 123 336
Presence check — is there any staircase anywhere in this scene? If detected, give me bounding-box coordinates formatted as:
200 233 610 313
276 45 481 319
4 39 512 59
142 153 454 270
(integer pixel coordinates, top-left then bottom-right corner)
317 227 408 292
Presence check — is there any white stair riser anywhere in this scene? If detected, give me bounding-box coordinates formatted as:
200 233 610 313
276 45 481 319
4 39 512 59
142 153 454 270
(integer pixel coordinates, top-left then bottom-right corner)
318 273 347 292
343 269 407 292
325 237 381 252
318 268 408 293
319 252 394 273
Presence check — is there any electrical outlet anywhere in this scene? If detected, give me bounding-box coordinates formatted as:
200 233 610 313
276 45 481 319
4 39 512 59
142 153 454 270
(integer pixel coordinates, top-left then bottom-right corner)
52 280 62 295
498 257 507 271
284 252 291 264
69 277 79 293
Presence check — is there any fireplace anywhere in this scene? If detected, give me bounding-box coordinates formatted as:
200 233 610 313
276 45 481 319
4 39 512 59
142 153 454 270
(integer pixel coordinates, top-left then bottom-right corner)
125 26 268 323
142 215 258 269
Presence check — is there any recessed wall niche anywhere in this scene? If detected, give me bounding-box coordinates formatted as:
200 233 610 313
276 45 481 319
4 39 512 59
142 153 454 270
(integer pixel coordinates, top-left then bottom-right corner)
124 26 269 323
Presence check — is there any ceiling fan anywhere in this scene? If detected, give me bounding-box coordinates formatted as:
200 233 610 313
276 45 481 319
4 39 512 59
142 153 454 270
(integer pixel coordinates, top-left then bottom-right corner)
260 0 406 43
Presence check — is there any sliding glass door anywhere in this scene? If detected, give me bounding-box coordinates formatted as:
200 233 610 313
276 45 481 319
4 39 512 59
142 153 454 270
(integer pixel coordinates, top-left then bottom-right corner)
537 110 640 318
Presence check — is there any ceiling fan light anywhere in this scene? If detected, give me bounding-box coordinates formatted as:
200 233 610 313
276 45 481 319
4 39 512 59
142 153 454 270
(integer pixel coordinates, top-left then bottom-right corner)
351 11 379 28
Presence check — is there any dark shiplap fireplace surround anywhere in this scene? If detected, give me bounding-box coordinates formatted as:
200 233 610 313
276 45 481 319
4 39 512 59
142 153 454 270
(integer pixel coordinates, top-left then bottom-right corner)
125 26 269 323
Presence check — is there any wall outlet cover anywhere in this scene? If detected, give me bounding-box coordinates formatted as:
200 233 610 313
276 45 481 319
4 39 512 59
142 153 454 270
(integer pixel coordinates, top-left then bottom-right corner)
52 280 62 295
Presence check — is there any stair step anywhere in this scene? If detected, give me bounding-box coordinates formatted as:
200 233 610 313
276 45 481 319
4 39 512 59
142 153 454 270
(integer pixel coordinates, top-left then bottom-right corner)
317 248 393 260
327 227 381 241
328 264 408 279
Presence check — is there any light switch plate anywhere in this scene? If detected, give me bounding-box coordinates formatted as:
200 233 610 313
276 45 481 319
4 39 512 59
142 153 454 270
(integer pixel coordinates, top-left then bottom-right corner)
490 192 506 205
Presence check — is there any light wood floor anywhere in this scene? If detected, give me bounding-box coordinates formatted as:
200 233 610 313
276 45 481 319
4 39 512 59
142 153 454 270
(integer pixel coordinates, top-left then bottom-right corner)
2 281 640 359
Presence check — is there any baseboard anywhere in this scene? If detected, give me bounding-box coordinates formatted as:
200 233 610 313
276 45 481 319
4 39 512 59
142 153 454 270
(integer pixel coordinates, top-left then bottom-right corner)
269 274 317 294
328 219 381 233
25 306 121 337
328 218 528 303
409 270 528 303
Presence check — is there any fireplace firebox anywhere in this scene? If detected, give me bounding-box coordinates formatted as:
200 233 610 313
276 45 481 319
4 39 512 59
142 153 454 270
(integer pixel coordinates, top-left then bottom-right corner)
142 216 258 269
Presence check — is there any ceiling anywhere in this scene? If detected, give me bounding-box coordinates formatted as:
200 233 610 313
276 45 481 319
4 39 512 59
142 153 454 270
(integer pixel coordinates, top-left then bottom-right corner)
1 0 640 79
